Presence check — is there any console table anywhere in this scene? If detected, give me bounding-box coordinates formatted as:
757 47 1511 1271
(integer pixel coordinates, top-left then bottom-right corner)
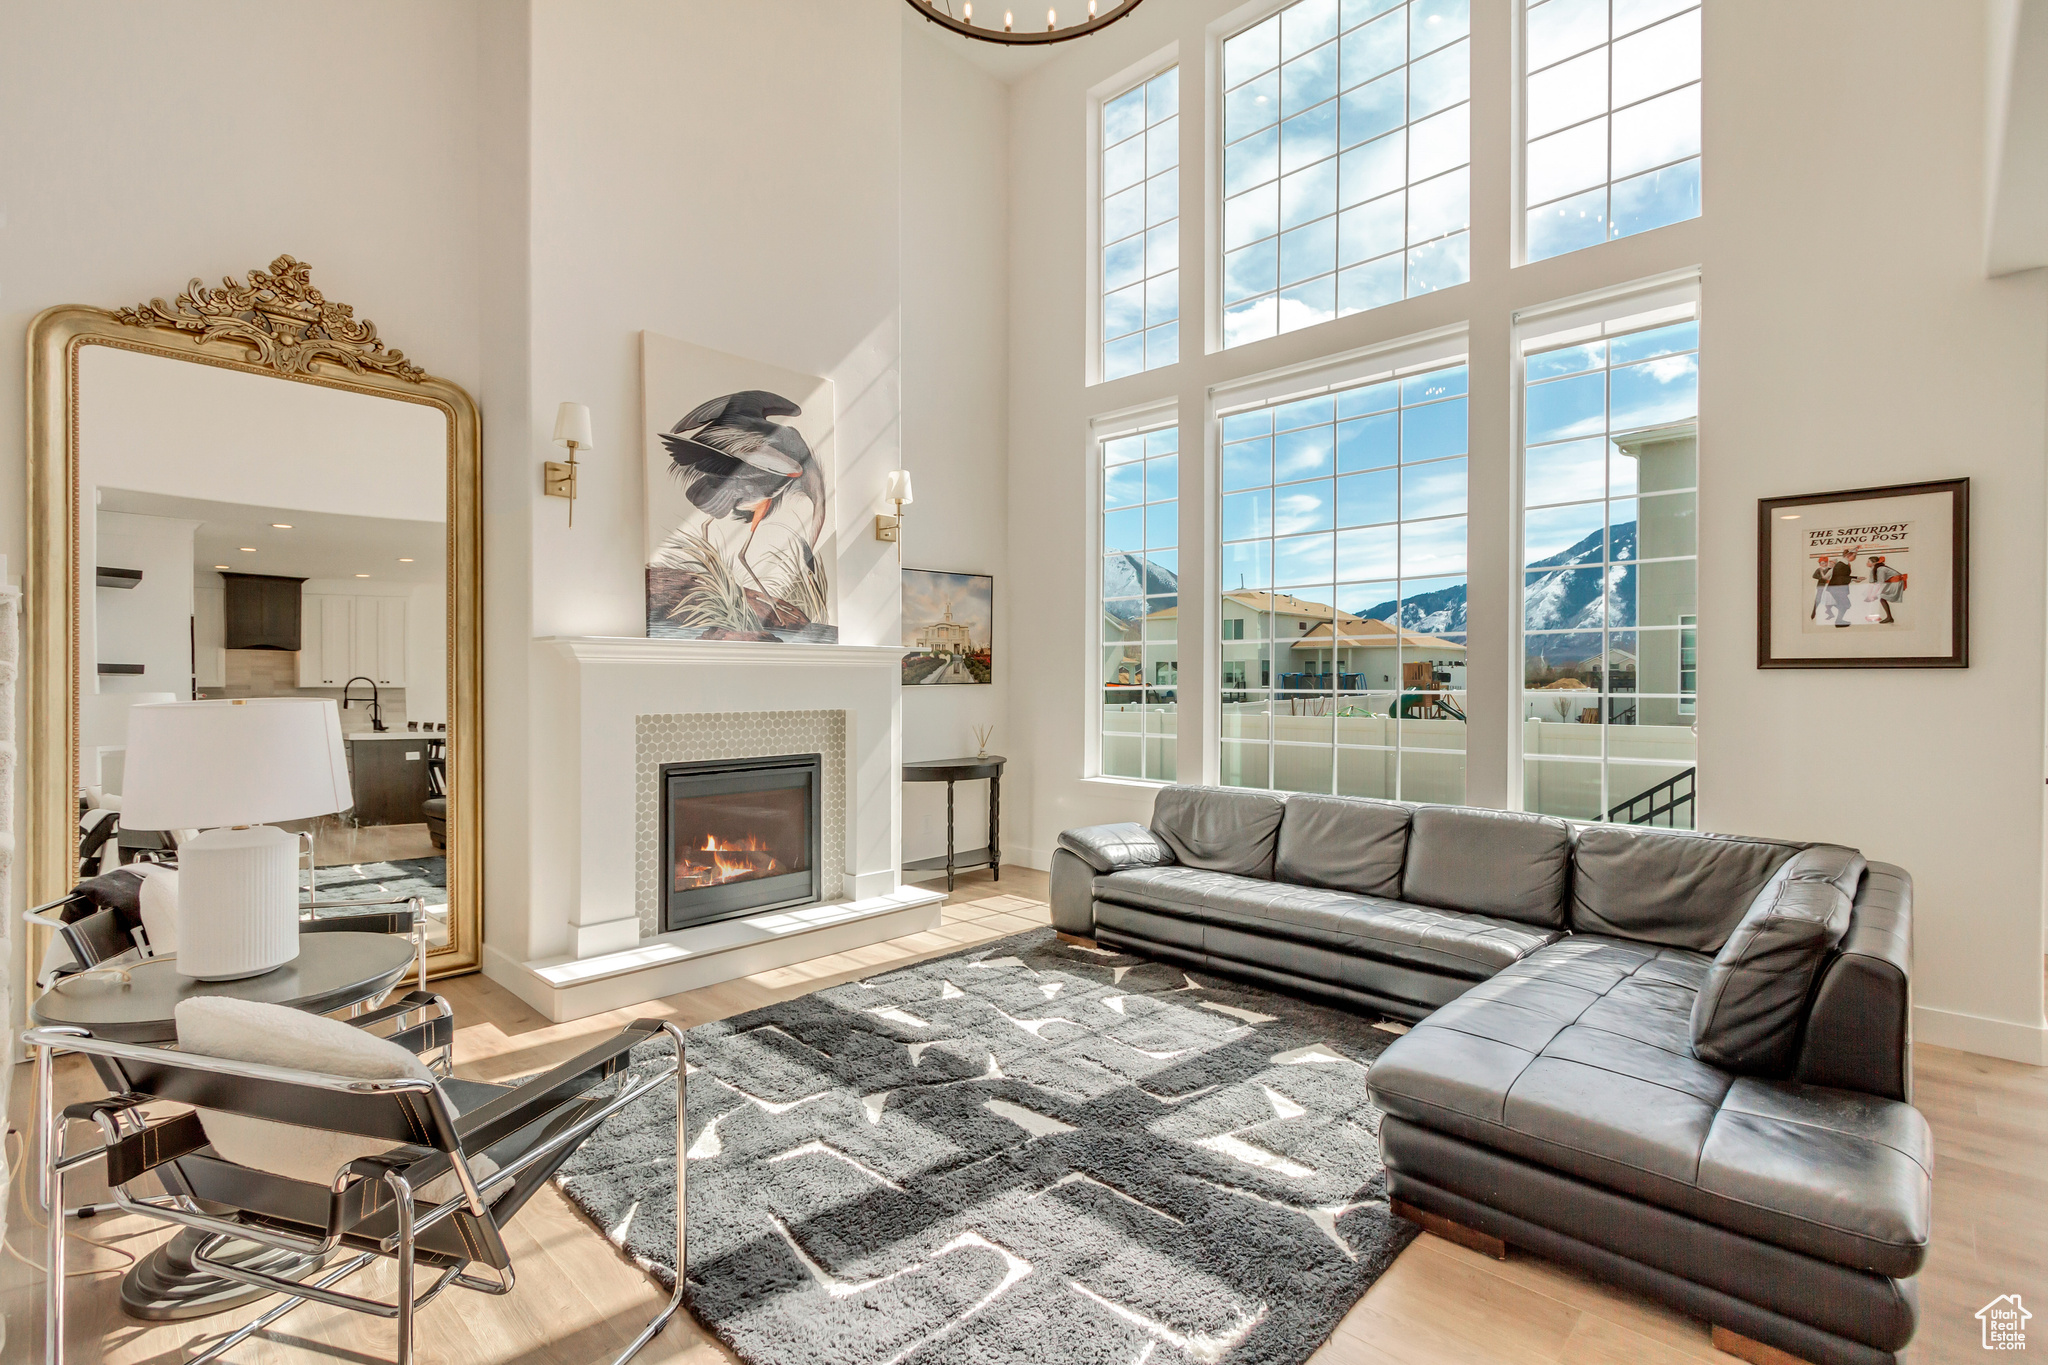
902 755 1004 891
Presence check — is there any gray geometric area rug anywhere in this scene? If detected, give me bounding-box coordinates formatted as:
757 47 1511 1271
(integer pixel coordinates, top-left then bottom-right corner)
554 927 1419 1365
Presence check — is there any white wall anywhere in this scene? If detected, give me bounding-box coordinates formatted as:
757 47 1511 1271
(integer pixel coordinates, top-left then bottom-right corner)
1002 0 2048 1060
90 511 197 701
482 0 912 964
1696 4 2048 1062
77 346 448 522
0 0 483 1029
900 22 1013 866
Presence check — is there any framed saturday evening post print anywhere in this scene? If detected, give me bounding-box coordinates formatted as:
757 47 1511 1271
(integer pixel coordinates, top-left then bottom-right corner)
1758 478 1968 668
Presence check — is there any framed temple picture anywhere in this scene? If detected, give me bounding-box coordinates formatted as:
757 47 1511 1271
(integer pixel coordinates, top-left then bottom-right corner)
902 569 993 685
1758 478 1968 668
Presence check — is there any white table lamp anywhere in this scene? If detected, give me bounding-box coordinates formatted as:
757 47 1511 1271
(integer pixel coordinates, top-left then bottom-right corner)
121 698 353 980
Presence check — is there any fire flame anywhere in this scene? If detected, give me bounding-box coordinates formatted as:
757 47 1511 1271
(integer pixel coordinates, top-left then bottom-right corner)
679 832 783 885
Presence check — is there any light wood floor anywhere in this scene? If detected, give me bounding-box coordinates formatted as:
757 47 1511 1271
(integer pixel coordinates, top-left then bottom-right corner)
3 866 2040 1364
306 820 440 869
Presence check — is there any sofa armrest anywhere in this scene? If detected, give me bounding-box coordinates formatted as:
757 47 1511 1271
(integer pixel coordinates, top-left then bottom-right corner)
1049 848 1099 936
1795 861 1912 1102
1056 822 1176 873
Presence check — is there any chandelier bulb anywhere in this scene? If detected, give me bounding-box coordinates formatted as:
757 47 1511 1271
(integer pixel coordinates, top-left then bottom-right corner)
1004 10 1013 30
1088 0 1097 12
963 0 972 17
1048 8 1056 28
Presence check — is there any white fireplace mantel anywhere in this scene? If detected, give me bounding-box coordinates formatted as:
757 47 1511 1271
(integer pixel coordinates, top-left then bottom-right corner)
547 635 905 669
495 635 921 1017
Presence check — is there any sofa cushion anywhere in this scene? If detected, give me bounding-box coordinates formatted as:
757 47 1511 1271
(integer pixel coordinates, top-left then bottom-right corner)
1150 785 1286 879
1097 865 1558 980
1275 793 1412 898
1569 825 1808 952
1691 875 1855 1075
1365 935 1932 1277
1401 805 1573 929
1094 903 1482 1016
1056 822 1177 874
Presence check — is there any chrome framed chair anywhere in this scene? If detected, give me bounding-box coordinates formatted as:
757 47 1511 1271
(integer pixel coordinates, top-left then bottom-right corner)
27 1014 687 1365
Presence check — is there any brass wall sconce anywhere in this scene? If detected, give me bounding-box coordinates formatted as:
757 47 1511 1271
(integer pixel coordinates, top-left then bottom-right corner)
874 469 914 560
546 401 593 526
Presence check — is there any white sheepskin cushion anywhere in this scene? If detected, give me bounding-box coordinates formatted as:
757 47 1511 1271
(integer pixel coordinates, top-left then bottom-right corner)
136 865 178 956
174 997 491 1203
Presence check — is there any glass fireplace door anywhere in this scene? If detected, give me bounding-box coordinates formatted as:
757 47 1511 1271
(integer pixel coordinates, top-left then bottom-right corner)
661 754 822 930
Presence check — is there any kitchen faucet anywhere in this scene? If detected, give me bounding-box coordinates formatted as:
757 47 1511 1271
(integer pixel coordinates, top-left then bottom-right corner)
342 676 387 732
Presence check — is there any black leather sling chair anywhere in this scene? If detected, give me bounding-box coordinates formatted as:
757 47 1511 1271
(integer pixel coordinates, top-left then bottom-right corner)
27 1009 686 1365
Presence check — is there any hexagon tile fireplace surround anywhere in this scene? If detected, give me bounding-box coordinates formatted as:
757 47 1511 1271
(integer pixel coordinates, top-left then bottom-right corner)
480 637 945 1021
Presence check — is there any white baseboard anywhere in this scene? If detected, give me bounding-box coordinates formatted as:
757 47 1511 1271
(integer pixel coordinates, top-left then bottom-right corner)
481 887 946 1023
1009 845 1052 872
1914 1004 2048 1065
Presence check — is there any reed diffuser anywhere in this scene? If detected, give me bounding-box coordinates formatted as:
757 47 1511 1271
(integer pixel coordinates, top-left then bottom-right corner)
973 724 995 759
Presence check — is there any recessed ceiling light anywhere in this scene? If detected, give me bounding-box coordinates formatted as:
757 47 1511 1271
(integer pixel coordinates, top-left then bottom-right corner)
239 547 256 552
271 523 293 529
1780 514 1800 520
355 573 370 578
398 557 414 563
213 564 229 570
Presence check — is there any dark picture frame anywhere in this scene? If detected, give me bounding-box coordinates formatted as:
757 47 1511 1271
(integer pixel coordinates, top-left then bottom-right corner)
902 568 994 685
1757 478 1968 669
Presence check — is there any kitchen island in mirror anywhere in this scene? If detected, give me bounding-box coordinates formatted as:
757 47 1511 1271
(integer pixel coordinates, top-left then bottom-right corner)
27 256 481 976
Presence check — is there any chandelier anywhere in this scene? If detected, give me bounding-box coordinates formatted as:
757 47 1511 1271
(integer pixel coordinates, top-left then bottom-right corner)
902 0 1148 45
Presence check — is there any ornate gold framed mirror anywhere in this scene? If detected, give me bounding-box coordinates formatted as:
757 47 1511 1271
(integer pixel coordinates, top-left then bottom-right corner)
24 257 483 978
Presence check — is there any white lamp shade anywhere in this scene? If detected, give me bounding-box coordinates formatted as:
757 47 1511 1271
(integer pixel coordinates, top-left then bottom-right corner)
122 698 353 830
885 469 914 505
552 401 594 450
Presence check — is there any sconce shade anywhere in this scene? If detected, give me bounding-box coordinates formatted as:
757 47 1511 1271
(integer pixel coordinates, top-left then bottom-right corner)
885 469 915 505
552 401 595 450
121 698 353 830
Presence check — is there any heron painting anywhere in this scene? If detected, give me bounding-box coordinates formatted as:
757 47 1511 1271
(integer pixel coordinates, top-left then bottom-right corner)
642 333 837 642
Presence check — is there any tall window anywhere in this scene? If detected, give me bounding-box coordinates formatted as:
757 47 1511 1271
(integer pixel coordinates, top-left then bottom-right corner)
1100 423 1180 779
1522 0 1700 262
1221 0 1471 349
1102 68 1180 381
1521 314 1697 825
1219 361 1468 800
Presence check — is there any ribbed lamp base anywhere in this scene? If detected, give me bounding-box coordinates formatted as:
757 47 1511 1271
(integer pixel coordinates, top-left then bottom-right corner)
176 825 301 980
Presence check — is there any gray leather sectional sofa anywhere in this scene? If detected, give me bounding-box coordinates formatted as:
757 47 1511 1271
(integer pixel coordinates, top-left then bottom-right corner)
1052 784 1924 1365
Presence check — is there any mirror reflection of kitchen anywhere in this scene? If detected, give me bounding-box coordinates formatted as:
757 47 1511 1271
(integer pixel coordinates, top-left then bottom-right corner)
79 345 451 944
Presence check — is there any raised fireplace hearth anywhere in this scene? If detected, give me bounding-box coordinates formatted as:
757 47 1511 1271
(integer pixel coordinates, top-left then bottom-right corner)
661 753 823 931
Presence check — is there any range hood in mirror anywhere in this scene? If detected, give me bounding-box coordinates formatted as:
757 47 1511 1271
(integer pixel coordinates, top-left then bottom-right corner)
221 571 305 650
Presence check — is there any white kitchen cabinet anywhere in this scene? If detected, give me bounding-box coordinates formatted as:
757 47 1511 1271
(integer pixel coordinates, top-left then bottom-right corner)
297 592 406 689
193 585 226 689
299 593 355 687
373 596 407 687
352 598 379 686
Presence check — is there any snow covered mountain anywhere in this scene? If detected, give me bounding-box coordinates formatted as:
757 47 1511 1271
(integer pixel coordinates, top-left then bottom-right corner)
1355 522 1637 632
1103 553 1178 626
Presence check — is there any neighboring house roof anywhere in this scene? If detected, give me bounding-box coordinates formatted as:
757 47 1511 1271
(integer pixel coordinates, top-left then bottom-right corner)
1221 590 1357 621
1291 619 1467 653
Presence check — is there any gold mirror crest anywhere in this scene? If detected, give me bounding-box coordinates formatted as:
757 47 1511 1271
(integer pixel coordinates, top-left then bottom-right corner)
113 255 426 383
